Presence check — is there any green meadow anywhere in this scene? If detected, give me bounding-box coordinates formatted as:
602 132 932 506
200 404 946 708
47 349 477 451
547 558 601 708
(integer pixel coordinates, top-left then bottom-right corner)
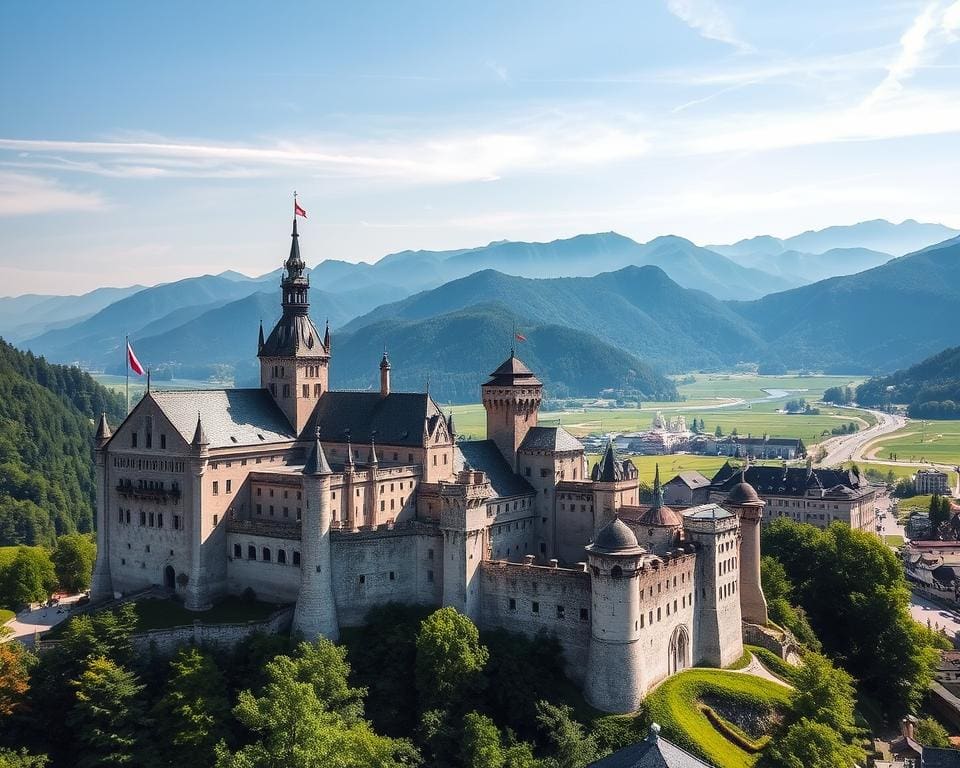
868 419 960 467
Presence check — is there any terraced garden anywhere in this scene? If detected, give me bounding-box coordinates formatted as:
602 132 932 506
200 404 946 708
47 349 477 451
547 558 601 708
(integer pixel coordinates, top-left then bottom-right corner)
644 668 791 768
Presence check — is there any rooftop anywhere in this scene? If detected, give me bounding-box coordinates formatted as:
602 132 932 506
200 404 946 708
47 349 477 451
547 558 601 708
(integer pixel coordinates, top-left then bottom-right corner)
587 724 713 767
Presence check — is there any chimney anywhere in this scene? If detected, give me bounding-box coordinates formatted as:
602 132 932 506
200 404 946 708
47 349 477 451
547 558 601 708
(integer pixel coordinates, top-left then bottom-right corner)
379 351 391 397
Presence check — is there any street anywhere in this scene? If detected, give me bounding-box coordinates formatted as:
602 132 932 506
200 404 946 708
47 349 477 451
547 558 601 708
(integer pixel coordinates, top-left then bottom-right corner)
816 408 906 467
3 594 84 648
911 592 960 639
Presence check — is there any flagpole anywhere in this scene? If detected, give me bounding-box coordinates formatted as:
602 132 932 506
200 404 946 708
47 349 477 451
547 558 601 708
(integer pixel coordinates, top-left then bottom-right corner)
125 334 129 416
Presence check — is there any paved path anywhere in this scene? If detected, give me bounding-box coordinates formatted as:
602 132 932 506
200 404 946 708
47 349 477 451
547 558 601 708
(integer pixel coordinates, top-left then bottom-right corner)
815 409 906 466
732 652 794 687
3 594 84 648
910 592 960 640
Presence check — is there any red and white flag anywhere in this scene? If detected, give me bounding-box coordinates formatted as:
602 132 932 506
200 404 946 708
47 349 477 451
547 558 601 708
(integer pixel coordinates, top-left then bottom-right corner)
127 341 144 376
294 200 307 218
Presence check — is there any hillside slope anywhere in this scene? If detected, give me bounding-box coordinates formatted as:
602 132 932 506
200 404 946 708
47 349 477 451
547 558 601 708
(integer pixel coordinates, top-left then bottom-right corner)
0 340 125 545
730 238 960 372
857 346 960 418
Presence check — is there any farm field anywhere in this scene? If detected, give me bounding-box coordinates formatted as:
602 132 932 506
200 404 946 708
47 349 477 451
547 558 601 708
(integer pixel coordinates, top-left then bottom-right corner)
868 419 960 468
676 373 862 402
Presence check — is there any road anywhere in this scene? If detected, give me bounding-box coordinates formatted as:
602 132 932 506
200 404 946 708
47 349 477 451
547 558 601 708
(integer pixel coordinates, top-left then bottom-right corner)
911 592 960 639
815 408 906 466
2 595 83 648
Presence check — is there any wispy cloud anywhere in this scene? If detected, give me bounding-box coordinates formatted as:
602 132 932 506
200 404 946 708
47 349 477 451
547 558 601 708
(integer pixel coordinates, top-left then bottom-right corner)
865 2 941 105
0 122 651 185
0 171 107 216
665 0 752 52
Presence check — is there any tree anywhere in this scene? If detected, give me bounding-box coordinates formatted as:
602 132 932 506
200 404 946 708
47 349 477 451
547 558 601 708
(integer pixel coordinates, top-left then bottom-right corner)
0 548 56 609
535 701 597 768
760 557 792 603
0 749 49 768
0 641 35 717
215 645 419 768
415 608 489 712
52 534 96 594
149 648 232 767
462 711 505 768
787 653 858 740
284 639 365 723
715 425 723 438
67 657 146 768
762 718 864 768
915 716 950 747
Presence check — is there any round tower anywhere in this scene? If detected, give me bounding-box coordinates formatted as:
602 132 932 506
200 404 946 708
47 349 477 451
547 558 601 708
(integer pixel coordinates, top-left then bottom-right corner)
293 429 340 641
584 517 647 713
723 479 767 625
481 352 542 470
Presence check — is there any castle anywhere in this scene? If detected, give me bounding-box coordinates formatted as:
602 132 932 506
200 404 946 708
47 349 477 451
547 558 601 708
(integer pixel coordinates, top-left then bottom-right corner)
90 220 766 713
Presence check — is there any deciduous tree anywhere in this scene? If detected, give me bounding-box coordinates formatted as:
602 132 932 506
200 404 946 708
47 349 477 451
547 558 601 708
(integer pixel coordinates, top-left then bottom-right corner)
415 607 489 712
52 534 96 594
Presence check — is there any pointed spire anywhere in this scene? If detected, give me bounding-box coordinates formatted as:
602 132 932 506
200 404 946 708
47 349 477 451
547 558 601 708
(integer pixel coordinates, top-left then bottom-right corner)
367 433 378 466
380 349 391 370
323 319 331 351
344 432 354 468
303 425 332 476
258 319 265 351
95 412 112 446
447 411 456 437
652 463 664 508
286 217 303 271
191 411 208 448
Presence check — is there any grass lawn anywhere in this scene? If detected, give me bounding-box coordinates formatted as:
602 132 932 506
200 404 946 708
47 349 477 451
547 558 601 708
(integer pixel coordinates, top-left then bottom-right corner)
645 668 791 768
0 609 15 624
883 534 905 548
131 596 282 630
746 645 800 685
870 419 960 468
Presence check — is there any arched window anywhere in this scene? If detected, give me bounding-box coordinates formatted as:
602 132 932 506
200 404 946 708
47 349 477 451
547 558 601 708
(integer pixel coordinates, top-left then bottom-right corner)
247 545 256 560
262 547 271 562
278 549 287 564
611 565 623 579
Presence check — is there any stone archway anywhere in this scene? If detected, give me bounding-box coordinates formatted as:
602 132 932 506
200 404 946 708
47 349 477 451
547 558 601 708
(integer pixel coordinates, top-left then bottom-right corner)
668 625 690 676
163 565 176 590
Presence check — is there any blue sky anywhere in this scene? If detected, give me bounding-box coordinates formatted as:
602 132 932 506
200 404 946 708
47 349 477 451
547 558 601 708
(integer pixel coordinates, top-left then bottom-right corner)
2 0 960 294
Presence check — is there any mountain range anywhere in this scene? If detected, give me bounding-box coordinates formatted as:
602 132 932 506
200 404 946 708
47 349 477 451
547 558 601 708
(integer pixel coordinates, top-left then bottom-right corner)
5 218 960 402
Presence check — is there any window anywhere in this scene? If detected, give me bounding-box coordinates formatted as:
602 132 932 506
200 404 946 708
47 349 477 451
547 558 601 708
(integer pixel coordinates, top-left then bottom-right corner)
157 513 163 528
213 514 218 526
556 605 565 619
525 467 531 477
140 510 146 526
293 551 301 566
131 432 138 448
302 384 309 398
256 504 262 515
248 545 256 560
580 608 589 621
234 544 241 558
532 601 540 614
212 481 219 495
278 550 286 564
389 571 395 581
359 575 366 585
262 547 271 562
226 479 232 494
160 434 166 449
427 570 434 582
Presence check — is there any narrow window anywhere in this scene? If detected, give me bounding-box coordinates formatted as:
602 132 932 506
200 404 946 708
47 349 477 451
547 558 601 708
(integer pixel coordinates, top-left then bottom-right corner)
233 543 241 558
248 545 256 560
293 551 301 566
532 601 540 614
226 479 232 494
278 549 286 564
556 605 565 619
427 570 434 582
212 481 219 495
262 547 271 562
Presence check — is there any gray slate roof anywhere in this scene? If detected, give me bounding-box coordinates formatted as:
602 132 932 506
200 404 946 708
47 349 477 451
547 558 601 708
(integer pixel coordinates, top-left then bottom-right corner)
925 747 960 767
684 504 734 521
259 313 328 358
668 471 711 489
456 440 534 499
519 426 583 453
303 391 443 448
588 731 713 768
150 389 296 449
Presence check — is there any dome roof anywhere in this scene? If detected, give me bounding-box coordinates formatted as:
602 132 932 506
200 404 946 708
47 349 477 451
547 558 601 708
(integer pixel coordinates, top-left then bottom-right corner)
726 481 762 506
588 517 645 556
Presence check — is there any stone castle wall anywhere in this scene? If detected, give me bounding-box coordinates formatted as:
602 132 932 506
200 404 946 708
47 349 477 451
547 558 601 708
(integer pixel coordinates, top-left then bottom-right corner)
478 560 592 683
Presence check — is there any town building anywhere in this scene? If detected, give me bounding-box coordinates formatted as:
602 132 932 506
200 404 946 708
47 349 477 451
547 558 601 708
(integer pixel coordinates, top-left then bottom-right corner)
90 220 764 713
706 462 877 532
587 723 713 767
662 471 711 507
695 436 806 460
917 469 951 496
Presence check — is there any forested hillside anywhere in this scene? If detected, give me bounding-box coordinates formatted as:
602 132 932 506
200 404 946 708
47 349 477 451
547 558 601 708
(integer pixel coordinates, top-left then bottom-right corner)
0 339 125 545
857 345 960 418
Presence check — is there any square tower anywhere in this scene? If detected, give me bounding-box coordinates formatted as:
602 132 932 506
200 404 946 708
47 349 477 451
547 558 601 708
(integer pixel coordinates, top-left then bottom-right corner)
481 352 542 471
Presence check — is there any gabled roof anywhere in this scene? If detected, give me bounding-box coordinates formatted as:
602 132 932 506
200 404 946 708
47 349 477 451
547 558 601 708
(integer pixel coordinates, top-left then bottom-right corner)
588 727 713 767
456 440 534 498
303 391 444 448
667 471 711 490
149 389 296 449
684 504 734 521
519 426 583 453
483 353 542 387
710 464 869 498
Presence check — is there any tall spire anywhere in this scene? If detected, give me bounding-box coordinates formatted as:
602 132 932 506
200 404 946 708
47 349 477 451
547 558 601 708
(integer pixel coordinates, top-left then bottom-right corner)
652 463 664 508
95 412 112 448
303 426 332 476
323 319 331 351
258 320 265 351
191 412 208 448
367 433 378 466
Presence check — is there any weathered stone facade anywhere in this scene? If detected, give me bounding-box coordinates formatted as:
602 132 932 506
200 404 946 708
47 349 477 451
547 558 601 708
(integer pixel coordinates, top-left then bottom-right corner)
90 222 757 713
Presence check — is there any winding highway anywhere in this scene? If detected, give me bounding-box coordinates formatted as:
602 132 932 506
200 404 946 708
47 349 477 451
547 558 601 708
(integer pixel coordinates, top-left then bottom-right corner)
815 408 906 466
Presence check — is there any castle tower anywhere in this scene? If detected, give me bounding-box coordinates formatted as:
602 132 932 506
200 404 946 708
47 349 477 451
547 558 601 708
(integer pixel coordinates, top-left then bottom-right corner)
185 413 212 611
481 352 542 470
590 440 640 532
683 504 743 667
439 470 492 622
259 219 330 434
584 517 647 713
379 351 391 396
292 429 339 641
90 413 114 603
723 479 768 625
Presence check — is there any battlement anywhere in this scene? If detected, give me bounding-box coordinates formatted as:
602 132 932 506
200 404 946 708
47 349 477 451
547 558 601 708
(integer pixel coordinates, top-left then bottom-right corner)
482 557 590 585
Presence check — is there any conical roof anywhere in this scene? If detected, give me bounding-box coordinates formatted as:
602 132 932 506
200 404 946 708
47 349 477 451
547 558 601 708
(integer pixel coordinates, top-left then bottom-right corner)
303 428 332 476
191 412 208 447
592 440 625 482
95 412 112 443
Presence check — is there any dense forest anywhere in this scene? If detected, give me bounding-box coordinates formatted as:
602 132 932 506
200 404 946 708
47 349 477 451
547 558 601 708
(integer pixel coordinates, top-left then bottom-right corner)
857 345 960 419
0 339 125 545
